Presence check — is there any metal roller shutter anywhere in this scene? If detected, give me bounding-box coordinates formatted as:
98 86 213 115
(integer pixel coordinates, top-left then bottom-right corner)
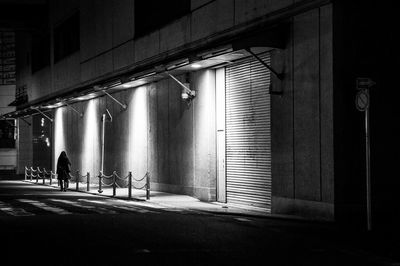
225 52 271 211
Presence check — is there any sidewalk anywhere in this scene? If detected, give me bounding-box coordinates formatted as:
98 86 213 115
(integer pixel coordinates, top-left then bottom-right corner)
23 178 279 219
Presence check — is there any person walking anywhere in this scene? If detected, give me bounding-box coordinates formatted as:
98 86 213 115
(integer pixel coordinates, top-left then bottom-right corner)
56 151 71 191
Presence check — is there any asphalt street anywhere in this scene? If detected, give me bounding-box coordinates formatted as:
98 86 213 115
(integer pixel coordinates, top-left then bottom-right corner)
0 180 399 266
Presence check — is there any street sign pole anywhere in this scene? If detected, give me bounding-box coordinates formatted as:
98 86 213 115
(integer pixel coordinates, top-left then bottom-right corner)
365 103 371 231
356 77 374 231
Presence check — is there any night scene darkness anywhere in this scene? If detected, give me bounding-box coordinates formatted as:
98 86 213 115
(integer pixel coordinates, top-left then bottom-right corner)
0 1 399 265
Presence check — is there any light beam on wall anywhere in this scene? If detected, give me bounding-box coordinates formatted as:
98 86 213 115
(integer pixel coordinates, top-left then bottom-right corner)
54 107 66 171
81 100 100 175
129 86 148 176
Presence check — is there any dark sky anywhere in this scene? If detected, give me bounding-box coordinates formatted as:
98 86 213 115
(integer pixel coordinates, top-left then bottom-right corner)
0 0 48 30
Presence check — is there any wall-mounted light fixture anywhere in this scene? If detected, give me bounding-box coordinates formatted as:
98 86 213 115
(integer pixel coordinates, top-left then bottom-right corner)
165 58 190 71
166 72 196 102
199 46 233 60
180 85 196 100
132 72 157 81
190 63 201 69
103 79 122 89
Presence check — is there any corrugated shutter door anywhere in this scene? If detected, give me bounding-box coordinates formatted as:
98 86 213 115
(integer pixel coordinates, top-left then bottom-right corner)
225 52 271 211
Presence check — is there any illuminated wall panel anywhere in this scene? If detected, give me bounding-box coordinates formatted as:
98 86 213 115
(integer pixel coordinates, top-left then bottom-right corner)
81 99 100 176
128 86 148 179
193 70 216 199
53 107 66 171
103 91 130 176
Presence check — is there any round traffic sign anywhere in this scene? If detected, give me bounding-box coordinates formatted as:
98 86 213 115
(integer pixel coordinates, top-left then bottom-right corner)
355 90 369 111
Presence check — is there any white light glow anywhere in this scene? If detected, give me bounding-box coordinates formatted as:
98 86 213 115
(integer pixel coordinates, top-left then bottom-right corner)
76 93 97 101
81 100 100 175
122 83 133 88
54 107 66 171
129 86 148 176
191 63 201 68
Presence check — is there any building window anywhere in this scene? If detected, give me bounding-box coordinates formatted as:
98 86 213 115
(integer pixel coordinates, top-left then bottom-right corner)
32 32 50 73
54 12 79 63
0 31 16 85
135 0 190 38
0 119 15 149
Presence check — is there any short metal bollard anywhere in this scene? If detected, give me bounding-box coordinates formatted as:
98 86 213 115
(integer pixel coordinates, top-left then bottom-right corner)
86 172 90 191
128 172 132 199
98 172 103 193
112 172 116 197
146 172 150 200
76 170 80 190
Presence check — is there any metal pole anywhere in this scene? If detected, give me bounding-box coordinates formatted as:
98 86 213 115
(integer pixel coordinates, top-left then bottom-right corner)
32 108 53 122
65 102 83 117
25 167 27 180
245 48 284 80
365 106 372 231
128 172 132 199
167 72 192 94
146 172 150 200
103 91 127 109
20 117 31 126
76 170 80 190
101 114 105 174
87 172 90 191
113 172 116 197
42 169 45 184
98 172 103 193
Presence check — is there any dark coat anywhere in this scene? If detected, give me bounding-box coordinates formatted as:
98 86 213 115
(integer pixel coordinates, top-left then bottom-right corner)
56 152 71 180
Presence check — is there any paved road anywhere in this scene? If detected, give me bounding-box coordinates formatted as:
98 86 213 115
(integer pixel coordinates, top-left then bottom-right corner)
1 180 399 266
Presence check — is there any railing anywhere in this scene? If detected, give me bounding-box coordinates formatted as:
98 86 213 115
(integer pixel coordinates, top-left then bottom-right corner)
24 166 150 200
69 170 90 191
25 166 57 184
98 171 150 200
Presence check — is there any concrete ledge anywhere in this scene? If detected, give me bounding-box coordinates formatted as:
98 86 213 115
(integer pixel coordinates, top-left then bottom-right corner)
151 182 215 202
272 196 334 221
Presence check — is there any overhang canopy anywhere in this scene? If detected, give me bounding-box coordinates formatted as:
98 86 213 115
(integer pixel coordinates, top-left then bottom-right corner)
2 22 289 120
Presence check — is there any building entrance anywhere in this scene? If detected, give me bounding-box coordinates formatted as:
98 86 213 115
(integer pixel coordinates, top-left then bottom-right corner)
220 52 272 211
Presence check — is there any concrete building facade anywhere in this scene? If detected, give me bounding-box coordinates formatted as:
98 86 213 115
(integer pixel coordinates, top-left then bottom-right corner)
13 0 334 220
5 0 397 228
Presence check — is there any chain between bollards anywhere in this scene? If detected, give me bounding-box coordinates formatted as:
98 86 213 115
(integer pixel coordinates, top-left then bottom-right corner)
40 168 45 184
25 166 151 201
